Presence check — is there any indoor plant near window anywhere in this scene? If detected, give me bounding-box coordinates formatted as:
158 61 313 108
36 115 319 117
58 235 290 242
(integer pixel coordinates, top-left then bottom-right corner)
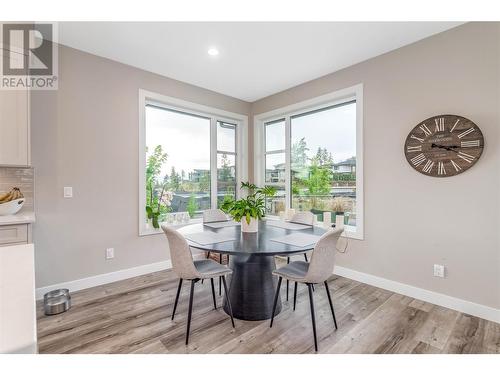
221 182 276 233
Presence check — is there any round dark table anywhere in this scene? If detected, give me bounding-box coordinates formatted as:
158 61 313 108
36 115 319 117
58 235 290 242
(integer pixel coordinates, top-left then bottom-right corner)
178 220 327 321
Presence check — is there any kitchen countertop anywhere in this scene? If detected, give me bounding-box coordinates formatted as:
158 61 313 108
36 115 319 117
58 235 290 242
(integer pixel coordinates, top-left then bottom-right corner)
0 211 35 225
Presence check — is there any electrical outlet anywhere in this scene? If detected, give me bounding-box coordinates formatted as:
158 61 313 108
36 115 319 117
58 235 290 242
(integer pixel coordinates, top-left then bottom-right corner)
106 248 114 260
433 264 445 278
63 187 73 198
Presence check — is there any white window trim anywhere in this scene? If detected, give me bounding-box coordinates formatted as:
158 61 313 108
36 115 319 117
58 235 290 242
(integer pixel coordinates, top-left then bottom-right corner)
254 83 364 240
138 89 248 236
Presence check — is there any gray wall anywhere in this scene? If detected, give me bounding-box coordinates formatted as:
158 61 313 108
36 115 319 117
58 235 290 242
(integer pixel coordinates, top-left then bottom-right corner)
251 22 500 309
31 45 250 287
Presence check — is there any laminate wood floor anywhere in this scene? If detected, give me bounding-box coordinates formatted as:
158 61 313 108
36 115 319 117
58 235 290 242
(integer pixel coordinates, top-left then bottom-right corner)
36 269 500 354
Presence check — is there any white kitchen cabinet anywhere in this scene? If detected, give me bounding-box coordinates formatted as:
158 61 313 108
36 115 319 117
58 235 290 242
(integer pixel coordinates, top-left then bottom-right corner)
0 49 30 167
0 244 37 353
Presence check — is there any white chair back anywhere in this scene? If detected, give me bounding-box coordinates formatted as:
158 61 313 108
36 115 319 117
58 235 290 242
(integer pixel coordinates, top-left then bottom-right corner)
161 225 198 280
305 228 343 283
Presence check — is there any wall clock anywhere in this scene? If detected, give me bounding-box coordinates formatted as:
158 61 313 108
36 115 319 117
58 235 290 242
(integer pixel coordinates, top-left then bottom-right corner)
404 114 484 177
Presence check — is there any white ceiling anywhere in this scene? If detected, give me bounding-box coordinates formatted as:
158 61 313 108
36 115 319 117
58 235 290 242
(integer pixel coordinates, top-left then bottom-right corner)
58 22 462 102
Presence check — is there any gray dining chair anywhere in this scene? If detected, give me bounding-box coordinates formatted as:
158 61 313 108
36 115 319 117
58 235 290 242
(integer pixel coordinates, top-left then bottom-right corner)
161 224 235 345
202 208 230 293
285 211 315 300
270 227 344 352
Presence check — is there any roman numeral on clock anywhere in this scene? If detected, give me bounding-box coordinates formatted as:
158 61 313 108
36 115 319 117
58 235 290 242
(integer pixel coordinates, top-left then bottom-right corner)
411 153 426 166
457 127 475 138
450 119 460 132
438 162 446 175
457 151 475 163
422 160 434 173
419 123 432 136
410 134 424 143
450 160 462 172
461 140 480 148
434 117 444 132
406 145 422 152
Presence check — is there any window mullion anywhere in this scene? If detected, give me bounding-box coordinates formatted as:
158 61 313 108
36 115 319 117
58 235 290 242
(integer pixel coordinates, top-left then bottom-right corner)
285 116 291 210
210 118 217 209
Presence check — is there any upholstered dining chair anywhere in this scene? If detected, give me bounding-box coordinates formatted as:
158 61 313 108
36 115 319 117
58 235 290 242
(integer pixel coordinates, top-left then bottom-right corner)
270 227 344 351
161 225 235 345
202 209 230 293
285 211 315 299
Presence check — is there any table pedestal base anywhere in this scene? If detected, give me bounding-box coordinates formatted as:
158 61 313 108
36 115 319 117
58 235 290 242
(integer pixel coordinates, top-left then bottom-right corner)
223 254 282 321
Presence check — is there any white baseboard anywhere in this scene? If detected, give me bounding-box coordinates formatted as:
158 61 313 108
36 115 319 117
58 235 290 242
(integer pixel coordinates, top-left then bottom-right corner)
334 265 500 324
36 258 499 324
35 260 172 300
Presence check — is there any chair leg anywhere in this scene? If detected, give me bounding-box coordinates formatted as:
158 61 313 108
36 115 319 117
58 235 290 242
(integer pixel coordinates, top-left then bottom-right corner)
171 278 182 320
221 276 235 328
324 280 338 330
293 282 298 311
304 253 308 262
307 283 318 352
210 278 217 310
206 251 211 259
219 254 223 296
286 257 290 301
270 277 283 327
185 280 196 345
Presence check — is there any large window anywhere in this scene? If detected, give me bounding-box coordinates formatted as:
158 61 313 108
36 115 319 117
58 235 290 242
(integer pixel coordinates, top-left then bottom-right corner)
256 85 363 239
145 105 212 219
139 90 246 235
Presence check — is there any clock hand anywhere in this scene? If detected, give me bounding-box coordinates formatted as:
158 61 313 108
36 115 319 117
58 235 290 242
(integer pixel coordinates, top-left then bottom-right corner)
431 143 459 152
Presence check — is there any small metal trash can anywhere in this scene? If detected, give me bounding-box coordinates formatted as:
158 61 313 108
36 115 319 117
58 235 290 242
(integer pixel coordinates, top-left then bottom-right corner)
44 289 71 315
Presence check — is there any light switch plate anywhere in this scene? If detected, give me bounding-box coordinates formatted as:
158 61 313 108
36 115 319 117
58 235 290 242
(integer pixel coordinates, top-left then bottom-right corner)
433 264 445 278
106 248 114 260
63 187 73 198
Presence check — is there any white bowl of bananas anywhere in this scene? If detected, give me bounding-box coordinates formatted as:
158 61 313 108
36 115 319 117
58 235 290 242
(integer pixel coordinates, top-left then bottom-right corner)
0 187 25 216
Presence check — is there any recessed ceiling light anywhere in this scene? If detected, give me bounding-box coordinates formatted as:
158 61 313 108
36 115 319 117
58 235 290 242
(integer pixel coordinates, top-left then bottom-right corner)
207 48 219 56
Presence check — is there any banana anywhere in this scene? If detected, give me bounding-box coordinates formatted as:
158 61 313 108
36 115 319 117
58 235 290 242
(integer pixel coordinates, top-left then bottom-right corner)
0 191 10 202
0 191 14 203
0 187 24 204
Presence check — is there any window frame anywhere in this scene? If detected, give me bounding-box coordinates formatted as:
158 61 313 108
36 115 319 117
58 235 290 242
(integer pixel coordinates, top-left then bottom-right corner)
253 84 364 240
139 89 248 236
216 120 238 207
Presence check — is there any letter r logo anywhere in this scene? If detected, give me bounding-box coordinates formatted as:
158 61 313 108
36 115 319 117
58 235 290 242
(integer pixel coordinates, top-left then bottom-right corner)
2 23 53 76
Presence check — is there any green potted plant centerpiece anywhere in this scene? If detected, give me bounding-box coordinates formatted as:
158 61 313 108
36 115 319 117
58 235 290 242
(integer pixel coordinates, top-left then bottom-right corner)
221 182 276 233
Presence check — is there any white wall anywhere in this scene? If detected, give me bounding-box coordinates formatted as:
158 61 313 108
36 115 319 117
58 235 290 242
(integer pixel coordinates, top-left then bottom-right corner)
251 22 500 310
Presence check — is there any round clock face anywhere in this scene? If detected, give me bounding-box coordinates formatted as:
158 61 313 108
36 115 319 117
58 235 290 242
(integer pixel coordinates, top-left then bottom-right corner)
404 115 484 177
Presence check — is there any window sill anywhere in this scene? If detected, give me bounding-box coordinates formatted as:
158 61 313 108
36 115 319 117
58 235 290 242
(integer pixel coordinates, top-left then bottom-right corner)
139 217 203 236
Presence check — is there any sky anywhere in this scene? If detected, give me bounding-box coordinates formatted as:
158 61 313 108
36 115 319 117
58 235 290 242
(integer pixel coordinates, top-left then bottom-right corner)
146 101 356 179
146 106 236 179
266 102 356 163
266 102 356 169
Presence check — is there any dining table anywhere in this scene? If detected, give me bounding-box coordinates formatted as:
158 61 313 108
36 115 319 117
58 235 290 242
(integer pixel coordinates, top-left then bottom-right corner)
178 220 327 321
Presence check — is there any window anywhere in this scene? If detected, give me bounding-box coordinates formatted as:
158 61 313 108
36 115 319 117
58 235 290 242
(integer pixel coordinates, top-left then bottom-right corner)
255 85 363 239
264 119 286 215
139 90 247 235
217 121 237 207
145 105 212 219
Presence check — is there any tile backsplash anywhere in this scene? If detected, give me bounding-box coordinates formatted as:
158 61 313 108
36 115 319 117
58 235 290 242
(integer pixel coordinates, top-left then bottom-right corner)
0 167 34 212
